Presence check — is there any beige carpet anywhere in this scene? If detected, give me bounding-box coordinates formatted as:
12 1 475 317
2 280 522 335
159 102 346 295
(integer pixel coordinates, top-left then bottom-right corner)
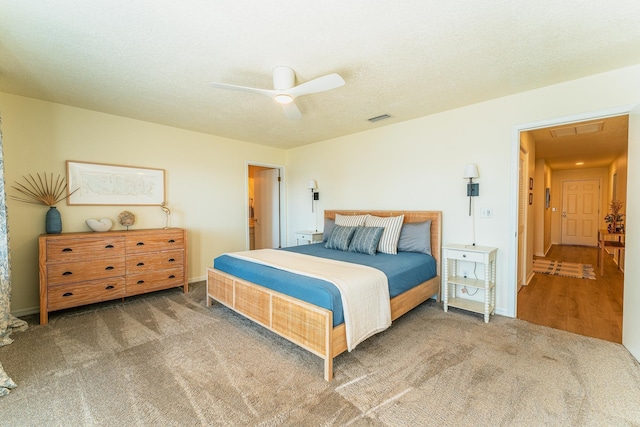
0 282 639 426
533 259 596 280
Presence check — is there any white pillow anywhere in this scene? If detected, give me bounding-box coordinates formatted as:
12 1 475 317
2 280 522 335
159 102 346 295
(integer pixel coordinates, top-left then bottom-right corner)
365 214 405 254
335 213 369 227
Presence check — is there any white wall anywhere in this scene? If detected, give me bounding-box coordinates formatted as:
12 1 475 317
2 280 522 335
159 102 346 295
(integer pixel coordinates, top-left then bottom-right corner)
286 64 640 321
0 93 286 315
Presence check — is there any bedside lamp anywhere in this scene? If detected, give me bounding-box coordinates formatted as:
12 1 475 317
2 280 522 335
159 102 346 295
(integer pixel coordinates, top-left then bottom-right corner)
308 179 318 212
463 164 479 216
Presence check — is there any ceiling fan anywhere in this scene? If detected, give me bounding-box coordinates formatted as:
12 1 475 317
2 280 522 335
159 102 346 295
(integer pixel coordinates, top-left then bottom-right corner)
211 66 345 120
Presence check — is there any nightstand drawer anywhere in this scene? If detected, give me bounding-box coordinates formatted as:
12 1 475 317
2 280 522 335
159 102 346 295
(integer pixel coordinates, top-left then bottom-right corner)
445 249 485 263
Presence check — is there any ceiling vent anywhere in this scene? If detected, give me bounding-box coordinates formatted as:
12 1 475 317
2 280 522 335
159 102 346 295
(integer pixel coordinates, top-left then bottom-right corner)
368 114 392 123
549 121 604 137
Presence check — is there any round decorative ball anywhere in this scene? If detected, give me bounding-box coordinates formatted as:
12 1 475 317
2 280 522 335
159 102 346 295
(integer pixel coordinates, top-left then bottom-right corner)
85 218 113 232
118 211 136 227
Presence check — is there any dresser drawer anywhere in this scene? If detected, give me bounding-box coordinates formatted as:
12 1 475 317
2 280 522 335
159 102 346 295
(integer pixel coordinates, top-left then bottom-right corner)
445 249 486 263
125 230 185 254
47 257 125 286
126 267 185 296
48 277 125 311
126 249 184 274
46 237 125 262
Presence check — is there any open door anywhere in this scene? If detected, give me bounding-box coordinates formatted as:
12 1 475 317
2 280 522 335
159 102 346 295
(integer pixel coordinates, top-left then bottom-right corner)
252 167 281 249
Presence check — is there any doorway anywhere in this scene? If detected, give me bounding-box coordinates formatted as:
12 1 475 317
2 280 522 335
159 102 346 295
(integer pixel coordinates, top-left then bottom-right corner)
514 114 629 342
247 164 285 250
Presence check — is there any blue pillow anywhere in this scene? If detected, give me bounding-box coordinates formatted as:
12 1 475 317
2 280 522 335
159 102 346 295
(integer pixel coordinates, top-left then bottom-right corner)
397 220 432 255
324 225 357 251
348 226 384 255
322 218 335 242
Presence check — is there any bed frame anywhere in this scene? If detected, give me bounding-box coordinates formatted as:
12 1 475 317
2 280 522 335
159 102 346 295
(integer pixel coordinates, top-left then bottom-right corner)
206 210 442 381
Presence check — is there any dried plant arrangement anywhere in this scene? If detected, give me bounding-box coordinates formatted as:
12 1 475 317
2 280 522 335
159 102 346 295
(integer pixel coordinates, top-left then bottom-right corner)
10 172 76 206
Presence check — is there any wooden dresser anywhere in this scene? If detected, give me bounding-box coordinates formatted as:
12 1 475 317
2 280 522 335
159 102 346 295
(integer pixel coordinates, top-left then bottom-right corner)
39 228 187 325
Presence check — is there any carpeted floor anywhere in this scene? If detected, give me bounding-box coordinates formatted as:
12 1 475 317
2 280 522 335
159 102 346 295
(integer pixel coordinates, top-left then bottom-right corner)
1 281 639 426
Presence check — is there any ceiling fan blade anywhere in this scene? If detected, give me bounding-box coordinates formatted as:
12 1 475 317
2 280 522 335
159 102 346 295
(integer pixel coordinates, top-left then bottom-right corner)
282 102 302 120
287 73 345 98
211 82 274 97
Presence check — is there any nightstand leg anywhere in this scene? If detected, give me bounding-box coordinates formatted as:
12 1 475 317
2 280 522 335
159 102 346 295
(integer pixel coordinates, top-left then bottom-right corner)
484 261 490 323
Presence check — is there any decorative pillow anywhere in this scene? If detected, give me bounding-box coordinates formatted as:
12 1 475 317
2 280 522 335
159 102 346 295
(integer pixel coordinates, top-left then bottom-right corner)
324 225 357 251
397 220 432 255
322 218 335 242
348 226 384 256
364 214 405 254
335 213 369 227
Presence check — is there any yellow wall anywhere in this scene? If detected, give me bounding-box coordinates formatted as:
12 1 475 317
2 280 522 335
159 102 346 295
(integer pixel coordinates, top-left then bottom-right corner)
1 93 285 314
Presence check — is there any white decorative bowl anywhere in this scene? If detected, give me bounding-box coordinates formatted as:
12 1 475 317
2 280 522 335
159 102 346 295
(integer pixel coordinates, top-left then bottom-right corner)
85 218 113 232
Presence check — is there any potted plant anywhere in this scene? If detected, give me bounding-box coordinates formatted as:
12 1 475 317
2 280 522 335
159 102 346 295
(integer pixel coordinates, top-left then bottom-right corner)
604 200 624 233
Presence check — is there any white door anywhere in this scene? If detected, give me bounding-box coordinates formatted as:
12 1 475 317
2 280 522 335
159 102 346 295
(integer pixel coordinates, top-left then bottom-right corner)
561 179 600 246
517 149 527 290
254 168 280 249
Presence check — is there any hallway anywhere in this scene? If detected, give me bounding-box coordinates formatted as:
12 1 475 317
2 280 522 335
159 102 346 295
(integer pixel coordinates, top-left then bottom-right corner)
517 244 623 343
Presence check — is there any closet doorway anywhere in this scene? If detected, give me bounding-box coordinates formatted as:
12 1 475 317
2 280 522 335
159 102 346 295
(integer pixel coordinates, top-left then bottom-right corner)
247 164 284 250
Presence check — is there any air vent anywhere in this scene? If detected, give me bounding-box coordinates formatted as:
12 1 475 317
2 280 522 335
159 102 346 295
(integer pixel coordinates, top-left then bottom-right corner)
550 121 604 137
368 114 392 123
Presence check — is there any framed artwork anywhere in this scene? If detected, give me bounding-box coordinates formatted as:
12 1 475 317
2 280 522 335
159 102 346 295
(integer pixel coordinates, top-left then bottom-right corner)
545 188 551 209
529 177 533 190
529 192 533 205
66 161 165 205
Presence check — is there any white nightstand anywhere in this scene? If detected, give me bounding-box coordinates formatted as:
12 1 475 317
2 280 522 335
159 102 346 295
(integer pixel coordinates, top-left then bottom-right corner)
442 244 497 323
295 230 323 245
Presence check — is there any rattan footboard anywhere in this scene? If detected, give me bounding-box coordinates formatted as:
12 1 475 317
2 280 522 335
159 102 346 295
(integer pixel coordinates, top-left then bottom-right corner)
206 210 442 381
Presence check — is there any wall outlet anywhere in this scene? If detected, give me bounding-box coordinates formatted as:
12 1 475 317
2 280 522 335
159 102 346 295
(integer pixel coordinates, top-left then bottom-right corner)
480 207 493 218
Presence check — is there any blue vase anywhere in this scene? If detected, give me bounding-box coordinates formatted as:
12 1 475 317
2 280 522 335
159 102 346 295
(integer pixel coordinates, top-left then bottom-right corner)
46 206 62 234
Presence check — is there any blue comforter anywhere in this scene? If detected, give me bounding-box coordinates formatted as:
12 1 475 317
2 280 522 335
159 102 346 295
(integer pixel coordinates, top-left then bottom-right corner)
213 243 437 326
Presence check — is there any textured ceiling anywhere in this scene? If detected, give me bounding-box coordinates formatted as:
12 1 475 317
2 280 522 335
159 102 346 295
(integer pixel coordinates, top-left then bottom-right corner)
1 1 640 149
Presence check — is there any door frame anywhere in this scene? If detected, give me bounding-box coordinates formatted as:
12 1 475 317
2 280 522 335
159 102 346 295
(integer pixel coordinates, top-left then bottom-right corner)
246 161 286 250
509 105 633 318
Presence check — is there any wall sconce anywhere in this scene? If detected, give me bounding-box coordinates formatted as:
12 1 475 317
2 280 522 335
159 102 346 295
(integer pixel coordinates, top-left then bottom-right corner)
308 179 319 212
463 164 479 216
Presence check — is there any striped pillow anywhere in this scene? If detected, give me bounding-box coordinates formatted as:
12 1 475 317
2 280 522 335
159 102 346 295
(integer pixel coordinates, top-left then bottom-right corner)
324 225 357 251
364 214 405 254
348 226 384 256
335 213 369 227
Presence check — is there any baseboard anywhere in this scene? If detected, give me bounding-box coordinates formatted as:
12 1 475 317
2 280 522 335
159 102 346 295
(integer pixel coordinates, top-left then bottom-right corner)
11 306 39 318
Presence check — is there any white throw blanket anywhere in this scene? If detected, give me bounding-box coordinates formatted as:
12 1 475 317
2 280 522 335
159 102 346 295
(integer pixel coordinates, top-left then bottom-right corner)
226 249 391 351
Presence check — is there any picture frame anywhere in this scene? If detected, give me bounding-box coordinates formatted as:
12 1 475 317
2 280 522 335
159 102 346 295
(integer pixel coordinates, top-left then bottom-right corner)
529 177 533 190
529 192 533 205
66 161 166 206
545 188 551 209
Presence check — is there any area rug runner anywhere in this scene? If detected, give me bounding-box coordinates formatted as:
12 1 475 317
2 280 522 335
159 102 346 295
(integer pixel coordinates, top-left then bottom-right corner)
533 259 596 280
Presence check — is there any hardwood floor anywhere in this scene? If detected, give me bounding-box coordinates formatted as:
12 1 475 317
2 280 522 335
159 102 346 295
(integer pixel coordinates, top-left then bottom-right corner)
517 244 623 343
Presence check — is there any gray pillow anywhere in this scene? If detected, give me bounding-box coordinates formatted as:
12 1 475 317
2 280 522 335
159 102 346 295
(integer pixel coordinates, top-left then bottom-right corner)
324 225 357 251
397 220 432 255
348 226 384 256
322 218 335 242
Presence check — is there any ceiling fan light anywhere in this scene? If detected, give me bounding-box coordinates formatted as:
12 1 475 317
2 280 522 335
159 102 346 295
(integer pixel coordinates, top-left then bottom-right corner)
274 94 293 104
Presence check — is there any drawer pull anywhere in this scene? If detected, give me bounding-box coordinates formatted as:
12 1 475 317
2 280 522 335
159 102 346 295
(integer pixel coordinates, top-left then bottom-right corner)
62 248 73 252
105 266 114 270
168 239 176 243
168 258 175 262
105 244 114 249
105 285 115 290
136 242 145 246
168 275 176 279
462 254 467 258
63 292 73 297
137 262 144 267
62 271 73 276
137 280 145 284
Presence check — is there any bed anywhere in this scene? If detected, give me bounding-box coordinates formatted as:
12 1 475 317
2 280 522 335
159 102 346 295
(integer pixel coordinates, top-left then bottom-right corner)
206 210 442 381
